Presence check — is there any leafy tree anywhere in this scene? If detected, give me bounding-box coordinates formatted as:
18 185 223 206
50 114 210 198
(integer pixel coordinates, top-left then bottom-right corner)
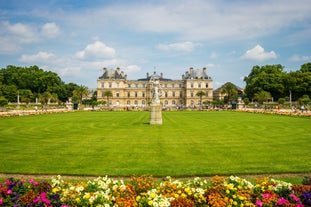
300 62 311 73
196 90 205 109
220 82 238 104
298 95 310 106
39 92 53 105
0 97 8 108
278 98 286 105
72 85 89 103
243 98 250 105
0 65 72 103
1 85 18 102
254 90 271 104
103 90 113 106
244 64 285 101
19 89 34 102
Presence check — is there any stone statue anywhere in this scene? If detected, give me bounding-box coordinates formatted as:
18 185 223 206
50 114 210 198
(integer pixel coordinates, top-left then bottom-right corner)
151 77 162 104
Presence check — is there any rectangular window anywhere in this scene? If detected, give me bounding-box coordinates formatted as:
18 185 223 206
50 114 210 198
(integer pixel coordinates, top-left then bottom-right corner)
116 92 119 97
101 83 104 88
127 92 130 97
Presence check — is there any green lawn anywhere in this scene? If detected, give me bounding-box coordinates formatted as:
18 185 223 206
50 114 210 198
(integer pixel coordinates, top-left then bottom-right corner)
0 111 310 177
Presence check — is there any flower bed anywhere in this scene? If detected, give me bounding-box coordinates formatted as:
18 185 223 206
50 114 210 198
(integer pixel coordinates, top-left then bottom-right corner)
1 175 311 206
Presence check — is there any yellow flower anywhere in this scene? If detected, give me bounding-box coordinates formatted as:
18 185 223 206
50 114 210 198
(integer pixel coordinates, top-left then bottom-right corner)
150 192 156 198
75 197 81 203
239 195 245 200
148 200 153 206
136 195 141 201
84 193 90 199
226 189 230 194
233 201 238 205
52 187 60 193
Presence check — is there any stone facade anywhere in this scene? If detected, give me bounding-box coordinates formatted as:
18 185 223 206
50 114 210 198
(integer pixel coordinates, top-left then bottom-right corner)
97 67 213 109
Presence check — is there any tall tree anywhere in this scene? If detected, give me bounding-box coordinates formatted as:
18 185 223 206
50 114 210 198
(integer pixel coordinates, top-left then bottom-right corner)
103 90 113 106
220 82 238 104
196 90 205 109
244 64 286 101
254 91 272 104
72 85 89 103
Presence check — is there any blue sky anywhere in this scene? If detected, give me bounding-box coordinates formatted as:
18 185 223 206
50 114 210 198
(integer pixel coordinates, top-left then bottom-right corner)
0 0 310 89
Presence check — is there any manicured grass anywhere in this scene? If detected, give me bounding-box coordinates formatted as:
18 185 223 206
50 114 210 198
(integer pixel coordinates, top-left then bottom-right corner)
0 111 310 177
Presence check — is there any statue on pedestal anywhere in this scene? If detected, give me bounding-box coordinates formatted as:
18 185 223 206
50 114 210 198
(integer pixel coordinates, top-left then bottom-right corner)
151 77 162 104
150 76 162 125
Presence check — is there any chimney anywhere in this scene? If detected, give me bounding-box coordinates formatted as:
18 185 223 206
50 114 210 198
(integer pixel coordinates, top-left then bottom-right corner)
182 74 185 80
147 72 149 78
190 67 194 74
161 73 163 78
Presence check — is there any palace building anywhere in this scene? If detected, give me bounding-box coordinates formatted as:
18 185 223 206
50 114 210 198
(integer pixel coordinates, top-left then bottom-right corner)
97 67 213 109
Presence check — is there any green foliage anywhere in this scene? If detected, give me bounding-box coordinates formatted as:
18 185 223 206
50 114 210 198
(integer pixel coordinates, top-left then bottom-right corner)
72 85 89 103
278 98 286 104
0 65 87 103
0 111 310 176
298 95 310 105
220 82 238 103
243 98 250 105
254 90 272 104
103 90 113 106
0 97 8 107
244 63 311 101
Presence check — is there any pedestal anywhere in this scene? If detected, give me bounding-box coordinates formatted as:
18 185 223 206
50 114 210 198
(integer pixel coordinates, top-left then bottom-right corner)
150 104 162 125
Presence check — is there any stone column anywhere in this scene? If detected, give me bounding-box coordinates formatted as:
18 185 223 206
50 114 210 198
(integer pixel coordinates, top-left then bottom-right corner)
150 103 162 125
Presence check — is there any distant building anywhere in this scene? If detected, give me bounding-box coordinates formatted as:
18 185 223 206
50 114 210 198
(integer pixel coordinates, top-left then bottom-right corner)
213 82 244 100
97 67 213 108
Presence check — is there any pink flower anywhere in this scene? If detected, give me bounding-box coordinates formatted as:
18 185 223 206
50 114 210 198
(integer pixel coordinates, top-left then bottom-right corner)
277 197 290 205
295 204 304 207
255 199 263 206
262 193 272 199
0 198 3 204
33 192 51 205
290 193 301 202
7 189 12 195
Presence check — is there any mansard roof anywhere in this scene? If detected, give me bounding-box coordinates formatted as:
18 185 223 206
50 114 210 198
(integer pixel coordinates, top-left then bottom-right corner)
137 71 172 81
183 67 211 80
98 67 127 80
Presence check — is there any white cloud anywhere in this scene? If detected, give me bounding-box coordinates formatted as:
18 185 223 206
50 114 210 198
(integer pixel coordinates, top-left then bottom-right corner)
41 22 60 38
0 37 21 53
76 41 116 60
241 44 277 61
289 54 311 62
156 41 196 52
19 51 55 63
206 63 215 68
124 65 141 73
2 21 37 43
91 0 311 41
